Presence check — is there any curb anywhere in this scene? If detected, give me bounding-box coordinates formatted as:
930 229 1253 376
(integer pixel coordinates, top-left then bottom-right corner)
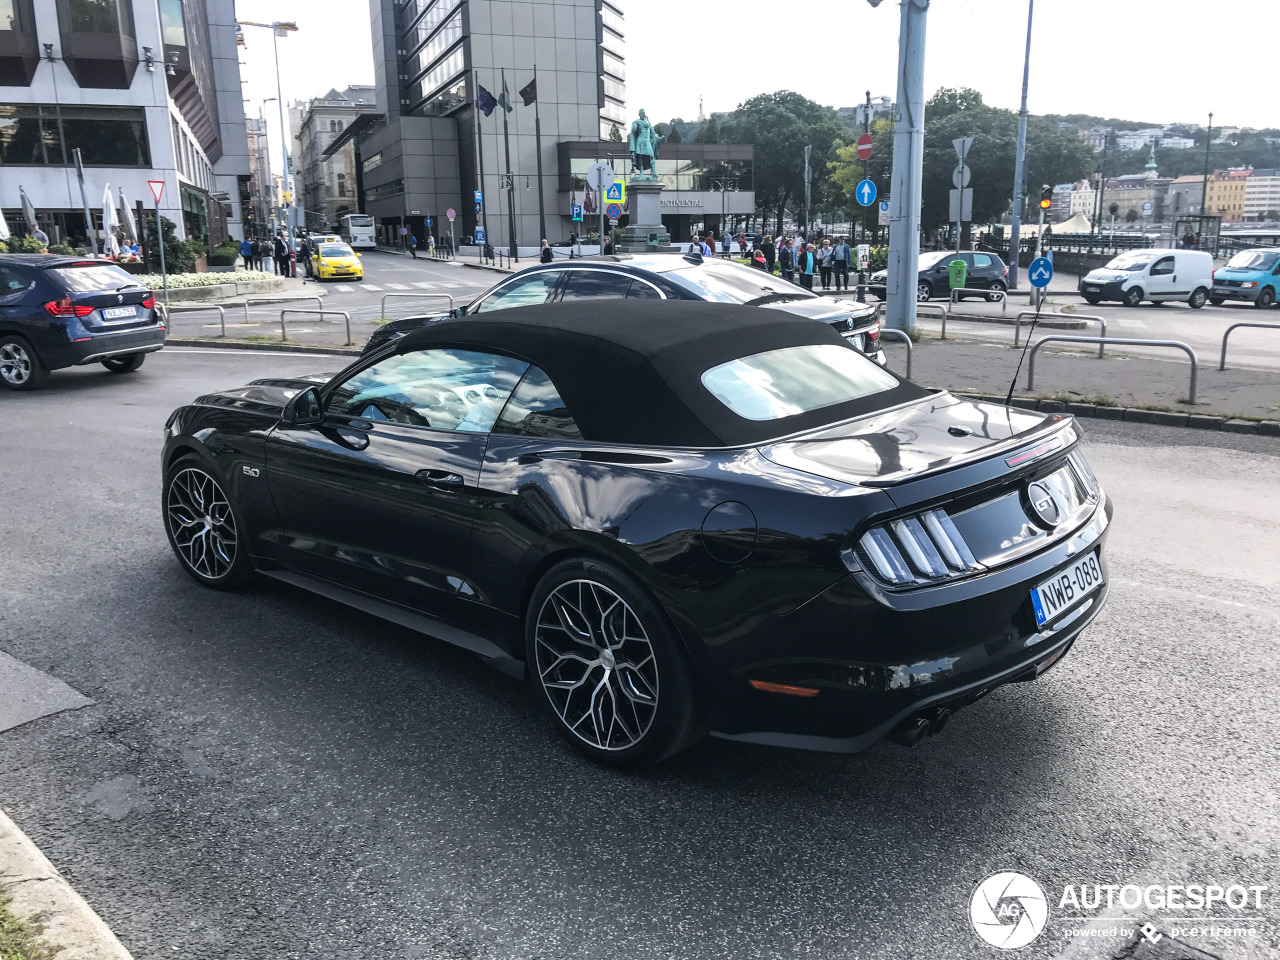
955 391 1279 436
0 808 133 959
461 261 514 275
165 338 359 356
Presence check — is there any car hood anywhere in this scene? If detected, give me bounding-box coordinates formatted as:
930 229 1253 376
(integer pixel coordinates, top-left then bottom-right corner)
194 374 334 416
760 297 877 326
1084 270 1129 283
1214 269 1266 281
760 393 1056 487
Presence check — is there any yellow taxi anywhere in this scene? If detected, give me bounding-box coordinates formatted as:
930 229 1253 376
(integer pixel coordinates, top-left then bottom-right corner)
311 240 364 281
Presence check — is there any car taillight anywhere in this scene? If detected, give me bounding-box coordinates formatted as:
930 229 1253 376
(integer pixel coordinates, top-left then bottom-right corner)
1004 265 1009 276
43 297 94 318
868 320 880 341
142 294 156 309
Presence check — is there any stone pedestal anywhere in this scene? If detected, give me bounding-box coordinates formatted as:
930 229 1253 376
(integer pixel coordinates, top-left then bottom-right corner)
616 178 673 254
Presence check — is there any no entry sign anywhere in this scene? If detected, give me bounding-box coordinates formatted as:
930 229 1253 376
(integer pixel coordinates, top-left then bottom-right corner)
856 134 873 161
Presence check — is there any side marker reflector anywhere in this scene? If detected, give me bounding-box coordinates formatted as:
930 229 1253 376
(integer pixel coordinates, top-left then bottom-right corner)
749 679 820 697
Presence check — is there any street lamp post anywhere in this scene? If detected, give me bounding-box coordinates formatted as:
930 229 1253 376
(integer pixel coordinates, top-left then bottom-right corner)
711 177 738 253
238 20 298 275
1007 0 1034 291
1200 111 1214 217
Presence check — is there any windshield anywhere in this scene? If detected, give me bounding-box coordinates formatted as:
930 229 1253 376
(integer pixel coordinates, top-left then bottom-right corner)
702 343 899 421
49 263 142 292
1105 252 1156 271
665 261 816 304
319 243 354 257
1225 250 1280 271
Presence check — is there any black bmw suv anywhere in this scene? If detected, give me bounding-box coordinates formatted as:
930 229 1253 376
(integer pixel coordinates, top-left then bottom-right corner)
0 255 166 390
365 253 884 361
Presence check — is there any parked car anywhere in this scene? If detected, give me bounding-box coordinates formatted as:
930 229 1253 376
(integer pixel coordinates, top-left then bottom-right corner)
1079 249 1213 308
1210 247 1280 307
0 254 165 391
161 300 1111 765
362 253 883 360
868 250 1009 302
310 240 364 281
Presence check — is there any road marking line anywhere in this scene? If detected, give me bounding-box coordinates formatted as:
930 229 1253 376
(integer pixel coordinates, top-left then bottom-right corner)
333 284 355 292
361 284 382 291
412 281 435 288
385 282 410 290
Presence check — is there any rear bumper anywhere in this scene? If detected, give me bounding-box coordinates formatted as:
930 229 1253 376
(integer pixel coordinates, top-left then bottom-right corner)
703 500 1111 753
46 324 166 369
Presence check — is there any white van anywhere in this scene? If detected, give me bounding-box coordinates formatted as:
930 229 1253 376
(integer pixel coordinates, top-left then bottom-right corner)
1079 249 1214 308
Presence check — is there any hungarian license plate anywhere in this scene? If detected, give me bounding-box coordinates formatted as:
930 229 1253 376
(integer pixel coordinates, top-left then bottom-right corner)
102 306 136 319
1083 285 1100 293
1030 551 1103 627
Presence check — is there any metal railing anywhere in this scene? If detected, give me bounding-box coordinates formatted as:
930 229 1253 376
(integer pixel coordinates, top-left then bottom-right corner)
877 328 913 379
873 301 944 340
380 292 455 319
158 304 227 338
949 287 1008 317
1219 322 1280 370
243 295 321 325
1015 311 1108 358
279 308 352 346
1028 335 1198 404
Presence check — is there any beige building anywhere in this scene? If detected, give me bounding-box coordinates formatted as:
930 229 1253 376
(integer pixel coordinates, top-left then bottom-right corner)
1244 169 1280 222
1205 168 1251 223
292 86 379 232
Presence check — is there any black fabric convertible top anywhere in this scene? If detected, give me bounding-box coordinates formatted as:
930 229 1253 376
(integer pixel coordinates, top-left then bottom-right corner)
395 300 928 447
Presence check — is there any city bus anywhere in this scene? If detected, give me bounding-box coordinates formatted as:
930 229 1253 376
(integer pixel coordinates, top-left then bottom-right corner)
340 213 376 250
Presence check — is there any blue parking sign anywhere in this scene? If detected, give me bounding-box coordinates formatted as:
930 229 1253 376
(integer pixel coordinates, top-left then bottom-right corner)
474 226 486 244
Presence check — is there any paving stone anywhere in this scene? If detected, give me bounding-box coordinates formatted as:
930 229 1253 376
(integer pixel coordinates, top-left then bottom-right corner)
1187 414 1227 430
1123 408 1156 423
1147 410 1190 427
1257 420 1280 436
1221 418 1259 434
1038 400 1067 412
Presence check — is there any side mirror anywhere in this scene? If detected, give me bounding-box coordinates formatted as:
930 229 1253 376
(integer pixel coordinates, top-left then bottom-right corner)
286 386 323 426
450 305 468 318
356 253 362 258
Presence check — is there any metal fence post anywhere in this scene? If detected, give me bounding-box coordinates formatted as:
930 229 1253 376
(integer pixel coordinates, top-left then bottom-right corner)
1219 322 1280 371
1027 335 1197 404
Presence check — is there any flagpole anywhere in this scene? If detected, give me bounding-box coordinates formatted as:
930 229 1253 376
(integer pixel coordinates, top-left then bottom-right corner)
534 64 546 244
473 69 487 259
501 67 518 262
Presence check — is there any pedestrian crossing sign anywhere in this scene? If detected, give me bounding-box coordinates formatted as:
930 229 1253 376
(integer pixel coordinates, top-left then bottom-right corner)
605 180 625 203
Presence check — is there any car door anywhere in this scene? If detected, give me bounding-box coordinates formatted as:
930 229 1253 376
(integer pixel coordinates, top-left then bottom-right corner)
556 268 661 301
264 346 529 618
970 252 995 288
1146 255 1177 300
0 264 34 326
470 270 564 313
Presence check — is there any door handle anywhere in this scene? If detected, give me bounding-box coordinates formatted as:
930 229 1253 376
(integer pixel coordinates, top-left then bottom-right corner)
415 469 465 490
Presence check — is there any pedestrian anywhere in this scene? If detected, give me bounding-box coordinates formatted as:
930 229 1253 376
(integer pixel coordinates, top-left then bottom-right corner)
539 239 554 263
831 236 851 291
779 237 795 282
443 234 453 258
761 234 776 274
818 238 834 290
702 233 715 257
427 233 435 257
239 237 253 270
273 233 288 276
300 234 313 278
738 232 747 257
603 233 615 256
751 245 768 270
721 233 730 257
408 231 418 258
796 241 816 290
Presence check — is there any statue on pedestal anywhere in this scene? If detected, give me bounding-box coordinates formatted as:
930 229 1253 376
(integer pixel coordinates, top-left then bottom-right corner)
628 109 665 180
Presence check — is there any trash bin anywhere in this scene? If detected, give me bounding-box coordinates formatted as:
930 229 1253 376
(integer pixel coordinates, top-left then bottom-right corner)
949 258 967 291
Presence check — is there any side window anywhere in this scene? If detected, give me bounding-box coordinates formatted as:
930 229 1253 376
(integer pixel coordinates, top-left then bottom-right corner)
327 348 528 434
0 266 31 296
1271 261 1280 276
971 253 992 268
559 270 633 300
626 279 662 299
493 365 582 440
473 272 560 313
1150 256 1175 276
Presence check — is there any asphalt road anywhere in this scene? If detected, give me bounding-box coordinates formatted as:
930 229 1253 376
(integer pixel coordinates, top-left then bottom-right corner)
0 349 1277 960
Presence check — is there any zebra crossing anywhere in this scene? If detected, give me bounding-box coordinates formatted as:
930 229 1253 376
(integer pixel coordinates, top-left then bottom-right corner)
335 280 473 293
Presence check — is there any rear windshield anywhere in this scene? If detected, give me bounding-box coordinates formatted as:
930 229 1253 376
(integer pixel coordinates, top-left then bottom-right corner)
1225 250 1279 271
48 263 143 292
701 343 900 421
665 261 817 305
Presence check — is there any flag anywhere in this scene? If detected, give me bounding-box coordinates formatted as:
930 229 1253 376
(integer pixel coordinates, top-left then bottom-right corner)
477 85 497 117
518 77 537 106
496 80 514 114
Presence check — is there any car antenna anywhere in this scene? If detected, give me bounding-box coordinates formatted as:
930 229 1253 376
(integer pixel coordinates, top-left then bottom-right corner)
1005 290 1044 406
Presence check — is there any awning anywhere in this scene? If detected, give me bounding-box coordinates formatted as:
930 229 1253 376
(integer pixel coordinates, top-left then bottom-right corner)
321 113 384 161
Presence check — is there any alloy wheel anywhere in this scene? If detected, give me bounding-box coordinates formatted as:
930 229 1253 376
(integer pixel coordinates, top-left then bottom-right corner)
533 579 659 752
0 342 33 386
165 466 239 581
916 282 932 302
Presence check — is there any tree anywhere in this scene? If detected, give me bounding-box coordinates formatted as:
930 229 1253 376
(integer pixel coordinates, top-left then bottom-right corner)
143 214 201 273
718 91 846 236
696 117 720 143
829 116 894 240
1124 208 1140 223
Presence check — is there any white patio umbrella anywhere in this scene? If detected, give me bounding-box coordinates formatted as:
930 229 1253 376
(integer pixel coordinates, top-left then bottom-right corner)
19 186 38 234
101 182 120 257
0 206 10 242
117 187 138 245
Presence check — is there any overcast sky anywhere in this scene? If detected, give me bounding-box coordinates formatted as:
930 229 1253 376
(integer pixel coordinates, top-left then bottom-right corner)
237 0 1276 176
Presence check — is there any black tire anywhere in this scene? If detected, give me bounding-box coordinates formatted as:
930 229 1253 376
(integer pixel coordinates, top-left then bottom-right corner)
526 557 704 766
916 281 932 302
1187 289 1208 310
163 455 255 590
1209 297 1225 306
1122 287 1143 308
0 334 49 391
102 353 146 373
1253 287 1274 309
986 281 1006 303
1083 294 1101 305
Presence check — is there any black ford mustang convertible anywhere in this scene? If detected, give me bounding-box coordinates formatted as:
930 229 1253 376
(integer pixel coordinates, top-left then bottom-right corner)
162 301 1111 765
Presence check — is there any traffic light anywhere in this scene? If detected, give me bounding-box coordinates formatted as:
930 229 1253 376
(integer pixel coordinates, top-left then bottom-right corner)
1039 185 1053 210
281 191 292 205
